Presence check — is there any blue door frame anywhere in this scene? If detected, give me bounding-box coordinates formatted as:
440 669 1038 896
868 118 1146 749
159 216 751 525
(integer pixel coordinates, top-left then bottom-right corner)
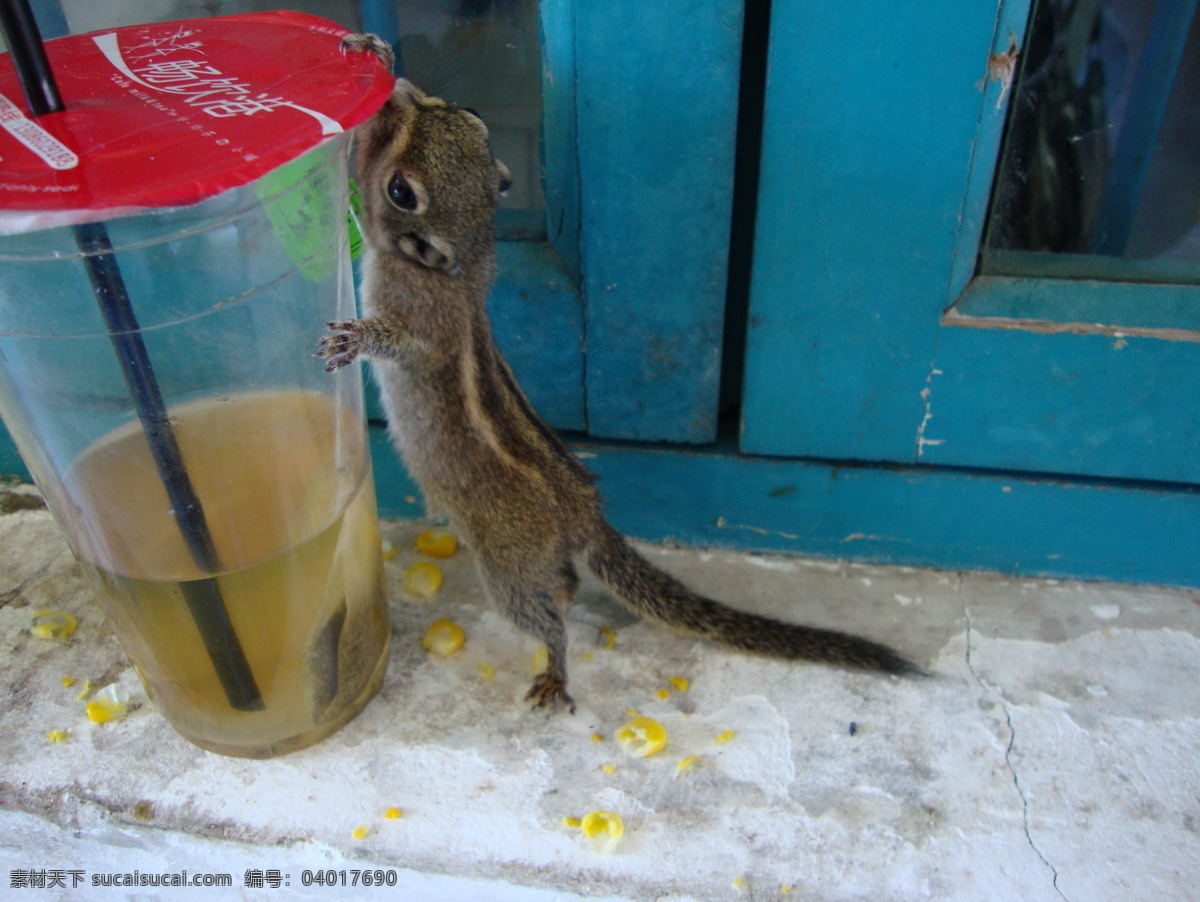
723 0 1200 585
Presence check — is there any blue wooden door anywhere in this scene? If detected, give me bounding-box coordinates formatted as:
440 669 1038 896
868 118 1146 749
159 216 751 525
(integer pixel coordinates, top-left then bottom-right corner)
741 0 1200 487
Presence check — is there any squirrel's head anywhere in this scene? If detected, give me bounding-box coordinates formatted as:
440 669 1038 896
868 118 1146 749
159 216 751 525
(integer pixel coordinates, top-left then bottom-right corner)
356 79 511 276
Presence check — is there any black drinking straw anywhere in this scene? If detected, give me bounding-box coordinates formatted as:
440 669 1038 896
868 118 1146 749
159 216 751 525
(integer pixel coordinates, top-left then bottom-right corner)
0 0 263 711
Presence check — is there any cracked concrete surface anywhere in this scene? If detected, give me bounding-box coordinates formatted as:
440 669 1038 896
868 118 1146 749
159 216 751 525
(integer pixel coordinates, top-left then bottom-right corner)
963 605 1065 900
1 486 1198 900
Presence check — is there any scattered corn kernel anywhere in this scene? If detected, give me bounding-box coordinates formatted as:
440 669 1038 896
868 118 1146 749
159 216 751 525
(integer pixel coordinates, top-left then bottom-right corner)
615 716 667 758
405 561 443 598
75 680 93 702
591 732 603 742
580 810 624 854
415 528 457 558
668 676 690 692
351 825 370 840
422 619 465 656
781 886 794 894
532 644 549 673
656 688 670 700
381 539 399 561
578 652 594 662
715 729 736 745
625 708 639 717
602 764 616 775
30 609 76 640
477 663 494 682
562 816 581 828
383 807 403 819
85 684 130 723
61 677 75 688
732 875 748 891
599 626 616 649
45 729 69 743
676 755 702 772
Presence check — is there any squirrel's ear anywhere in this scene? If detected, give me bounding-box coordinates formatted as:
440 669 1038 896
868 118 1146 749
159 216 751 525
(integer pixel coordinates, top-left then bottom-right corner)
495 158 512 197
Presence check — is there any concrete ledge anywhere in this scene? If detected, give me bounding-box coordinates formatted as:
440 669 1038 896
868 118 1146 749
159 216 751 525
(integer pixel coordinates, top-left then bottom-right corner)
1 489 1197 900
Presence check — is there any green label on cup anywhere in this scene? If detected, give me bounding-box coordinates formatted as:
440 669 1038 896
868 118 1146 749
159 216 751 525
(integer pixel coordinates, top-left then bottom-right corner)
348 178 365 261
256 150 341 282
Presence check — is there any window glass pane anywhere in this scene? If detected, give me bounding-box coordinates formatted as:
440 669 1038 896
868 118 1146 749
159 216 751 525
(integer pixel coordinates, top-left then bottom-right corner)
394 0 544 224
982 0 1200 284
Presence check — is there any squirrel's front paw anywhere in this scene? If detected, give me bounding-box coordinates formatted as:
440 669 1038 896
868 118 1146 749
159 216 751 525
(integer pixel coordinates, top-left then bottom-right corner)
317 320 366 372
340 33 395 73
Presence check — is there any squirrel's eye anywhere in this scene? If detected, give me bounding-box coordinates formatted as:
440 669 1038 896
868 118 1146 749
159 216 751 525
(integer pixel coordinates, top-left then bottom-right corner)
387 173 419 211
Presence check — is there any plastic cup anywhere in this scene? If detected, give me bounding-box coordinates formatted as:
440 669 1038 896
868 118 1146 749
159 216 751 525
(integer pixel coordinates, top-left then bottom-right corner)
0 131 390 758
0 11 393 757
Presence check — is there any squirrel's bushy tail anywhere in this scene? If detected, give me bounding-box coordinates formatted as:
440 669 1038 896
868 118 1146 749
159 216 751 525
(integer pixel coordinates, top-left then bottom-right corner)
585 522 918 675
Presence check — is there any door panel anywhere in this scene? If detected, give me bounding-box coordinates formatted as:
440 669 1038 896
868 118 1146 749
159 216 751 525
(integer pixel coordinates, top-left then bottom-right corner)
741 0 1017 461
575 0 742 443
490 241 585 431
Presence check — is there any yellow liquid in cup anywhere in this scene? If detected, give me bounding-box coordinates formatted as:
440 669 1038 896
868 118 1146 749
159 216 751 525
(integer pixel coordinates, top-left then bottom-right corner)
62 391 389 758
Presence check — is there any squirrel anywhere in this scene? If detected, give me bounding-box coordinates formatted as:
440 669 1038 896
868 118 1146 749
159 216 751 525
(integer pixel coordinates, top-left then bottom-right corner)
320 46 918 712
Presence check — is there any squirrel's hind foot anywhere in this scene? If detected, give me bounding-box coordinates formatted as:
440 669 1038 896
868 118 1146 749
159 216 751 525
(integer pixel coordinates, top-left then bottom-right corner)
526 672 575 715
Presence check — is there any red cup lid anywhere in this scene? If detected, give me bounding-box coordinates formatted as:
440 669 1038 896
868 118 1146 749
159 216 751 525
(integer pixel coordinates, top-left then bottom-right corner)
0 11 393 232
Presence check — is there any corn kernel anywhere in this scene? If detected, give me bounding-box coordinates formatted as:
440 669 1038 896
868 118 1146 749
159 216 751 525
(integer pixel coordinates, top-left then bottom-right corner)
781 886 794 894
45 729 69 743
715 729 736 745
351 825 369 840
599 626 616 649
30 609 76 640
405 561 443 598
383 807 403 819
676 755 702 772
668 676 690 692
602 764 616 775
85 684 130 723
561 816 581 828
61 677 75 688
591 732 603 742
416 528 458 558
580 810 624 854
615 716 667 758
477 663 495 682
624 708 639 717
381 539 399 561
423 619 465 656
532 644 549 672
732 875 748 891
578 652 594 662
75 680 93 702
656 688 670 700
